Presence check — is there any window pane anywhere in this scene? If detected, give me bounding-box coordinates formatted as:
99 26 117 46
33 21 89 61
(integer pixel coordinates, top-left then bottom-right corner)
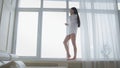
16 12 38 56
94 3 114 10
118 0 120 10
44 1 66 8
18 0 41 8
42 12 66 58
69 1 80 9
118 3 120 10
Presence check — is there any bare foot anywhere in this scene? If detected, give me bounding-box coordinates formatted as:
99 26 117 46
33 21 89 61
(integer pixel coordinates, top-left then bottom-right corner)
68 57 76 60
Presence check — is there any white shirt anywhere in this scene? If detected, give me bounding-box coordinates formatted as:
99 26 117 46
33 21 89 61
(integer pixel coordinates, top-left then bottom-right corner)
66 14 78 35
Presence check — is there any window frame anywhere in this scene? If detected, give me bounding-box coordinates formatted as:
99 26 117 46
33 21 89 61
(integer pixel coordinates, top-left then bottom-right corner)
13 0 120 60
13 0 74 60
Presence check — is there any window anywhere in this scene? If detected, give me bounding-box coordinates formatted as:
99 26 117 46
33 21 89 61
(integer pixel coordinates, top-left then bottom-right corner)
15 0 81 59
69 1 80 9
118 0 120 10
16 12 38 56
94 3 114 10
41 12 66 58
16 0 120 59
41 12 81 58
43 0 66 8
18 0 41 8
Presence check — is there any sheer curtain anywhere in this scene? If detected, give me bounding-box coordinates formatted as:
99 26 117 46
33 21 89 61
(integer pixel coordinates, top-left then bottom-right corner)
79 0 120 60
78 0 120 68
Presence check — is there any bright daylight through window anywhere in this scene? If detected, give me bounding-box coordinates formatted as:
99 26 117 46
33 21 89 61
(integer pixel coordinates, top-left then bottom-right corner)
15 0 81 58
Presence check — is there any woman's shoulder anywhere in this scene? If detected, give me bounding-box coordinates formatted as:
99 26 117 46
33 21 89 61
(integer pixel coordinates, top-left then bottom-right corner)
71 14 77 17
70 14 77 19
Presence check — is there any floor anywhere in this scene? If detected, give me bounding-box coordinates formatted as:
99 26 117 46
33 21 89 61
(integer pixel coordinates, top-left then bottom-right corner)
27 67 67 68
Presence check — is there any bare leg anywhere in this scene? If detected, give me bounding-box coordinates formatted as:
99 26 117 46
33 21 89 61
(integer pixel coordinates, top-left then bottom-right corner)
70 33 77 60
63 35 71 59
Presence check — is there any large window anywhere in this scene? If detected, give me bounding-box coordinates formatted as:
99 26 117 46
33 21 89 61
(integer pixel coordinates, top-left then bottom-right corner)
15 0 81 59
15 0 120 59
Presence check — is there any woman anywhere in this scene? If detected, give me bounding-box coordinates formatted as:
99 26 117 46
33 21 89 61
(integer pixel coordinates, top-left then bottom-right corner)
63 7 80 60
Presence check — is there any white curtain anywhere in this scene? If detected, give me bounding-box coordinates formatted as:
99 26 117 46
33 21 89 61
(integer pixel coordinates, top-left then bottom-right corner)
79 0 120 60
0 0 3 25
78 0 120 68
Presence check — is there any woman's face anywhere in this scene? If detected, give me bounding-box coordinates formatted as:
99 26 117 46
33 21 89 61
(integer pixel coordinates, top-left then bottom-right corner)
70 9 74 15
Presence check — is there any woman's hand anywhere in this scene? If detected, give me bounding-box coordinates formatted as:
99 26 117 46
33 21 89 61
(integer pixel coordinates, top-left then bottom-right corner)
65 23 68 26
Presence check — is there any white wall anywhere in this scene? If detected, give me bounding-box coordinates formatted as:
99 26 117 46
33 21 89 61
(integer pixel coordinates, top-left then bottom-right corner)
0 0 16 53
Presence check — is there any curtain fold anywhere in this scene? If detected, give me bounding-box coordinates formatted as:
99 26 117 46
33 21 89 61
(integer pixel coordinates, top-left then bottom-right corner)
79 0 120 60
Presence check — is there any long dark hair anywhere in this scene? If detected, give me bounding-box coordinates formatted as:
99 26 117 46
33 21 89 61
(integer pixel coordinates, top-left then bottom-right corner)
71 7 80 27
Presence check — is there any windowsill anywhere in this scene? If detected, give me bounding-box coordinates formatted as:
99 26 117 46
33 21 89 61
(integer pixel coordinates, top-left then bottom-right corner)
19 58 120 63
19 58 120 67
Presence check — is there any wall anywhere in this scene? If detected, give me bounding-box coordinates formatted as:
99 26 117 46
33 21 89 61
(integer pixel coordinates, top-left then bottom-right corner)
0 0 16 53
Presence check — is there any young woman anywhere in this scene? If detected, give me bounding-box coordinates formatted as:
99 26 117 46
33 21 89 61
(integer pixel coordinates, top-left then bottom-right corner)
63 7 80 60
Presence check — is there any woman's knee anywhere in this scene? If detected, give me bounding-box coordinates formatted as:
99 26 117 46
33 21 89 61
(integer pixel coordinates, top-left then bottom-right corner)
63 35 70 45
